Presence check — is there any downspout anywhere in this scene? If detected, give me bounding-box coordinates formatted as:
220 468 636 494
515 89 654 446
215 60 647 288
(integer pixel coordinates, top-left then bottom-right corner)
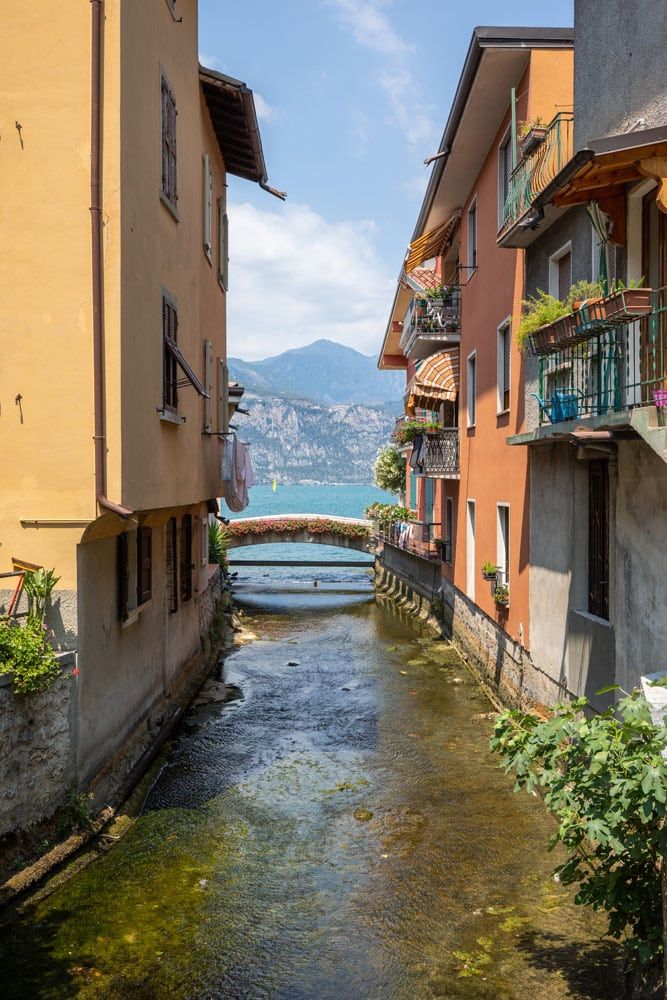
91 0 132 518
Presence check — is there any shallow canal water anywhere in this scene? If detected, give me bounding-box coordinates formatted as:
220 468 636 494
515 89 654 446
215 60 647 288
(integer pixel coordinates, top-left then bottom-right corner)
0 579 623 999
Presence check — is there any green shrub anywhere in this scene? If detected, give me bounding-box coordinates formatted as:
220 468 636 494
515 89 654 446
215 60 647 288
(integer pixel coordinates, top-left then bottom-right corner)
515 290 570 350
373 444 406 495
208 521 227 567
490 692 667 968
22 567 60 625
0 619 61 696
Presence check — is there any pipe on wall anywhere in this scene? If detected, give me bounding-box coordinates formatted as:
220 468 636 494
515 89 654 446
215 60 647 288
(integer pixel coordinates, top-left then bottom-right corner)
91 0 133 519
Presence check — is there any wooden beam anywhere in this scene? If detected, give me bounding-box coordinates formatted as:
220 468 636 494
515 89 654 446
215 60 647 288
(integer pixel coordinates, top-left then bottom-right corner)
597 193 627 245
639 156 667 213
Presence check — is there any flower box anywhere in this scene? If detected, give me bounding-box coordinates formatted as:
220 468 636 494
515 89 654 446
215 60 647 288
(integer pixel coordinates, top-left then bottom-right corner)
528 314 577 356
574 288 653 334
520 126 547 158
653 388 667 408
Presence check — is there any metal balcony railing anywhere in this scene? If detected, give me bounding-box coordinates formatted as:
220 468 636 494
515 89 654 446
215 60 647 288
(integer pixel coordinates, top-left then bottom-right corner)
536 287 667 426
421 429 460 476
400 290 461 358
500 113 574 233
375 520 444 561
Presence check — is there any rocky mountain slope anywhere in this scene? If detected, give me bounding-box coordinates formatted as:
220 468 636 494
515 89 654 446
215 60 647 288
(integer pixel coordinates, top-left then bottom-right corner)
235 391 397 485
229 339 404 406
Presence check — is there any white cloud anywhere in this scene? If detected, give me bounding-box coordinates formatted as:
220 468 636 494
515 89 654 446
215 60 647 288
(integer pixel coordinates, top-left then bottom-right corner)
199 52 225 71
253 92 281 124
326 0 437 152
226 201 395 360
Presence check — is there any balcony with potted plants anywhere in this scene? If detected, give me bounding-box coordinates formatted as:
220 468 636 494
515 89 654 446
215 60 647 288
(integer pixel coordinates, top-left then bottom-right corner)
498 112 574 241
399 285 461 361
392 416 460 478
512 283 667 440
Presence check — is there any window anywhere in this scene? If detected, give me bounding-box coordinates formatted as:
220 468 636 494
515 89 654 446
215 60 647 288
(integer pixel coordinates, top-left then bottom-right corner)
180 514 193 602
137 527 153 605
467 199 477 269
409 472 418 511
466 500 476 600
425 477 435 527
588 460 609 620
496 504 510 588
118 528 152 622
217 191 229 290
466 351 476 427
204 340 212 433
445 497 454 565
161 75 177 211
162 293 178 412
166 517 178 614
202 155 212 259
497 321 511 412
549 243 572 301
498 132 512 227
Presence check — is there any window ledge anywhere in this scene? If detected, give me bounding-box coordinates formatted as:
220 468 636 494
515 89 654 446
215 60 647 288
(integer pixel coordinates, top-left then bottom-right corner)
160 191 180 223
121 599 153 630
496 408 510 417
159 409 185 425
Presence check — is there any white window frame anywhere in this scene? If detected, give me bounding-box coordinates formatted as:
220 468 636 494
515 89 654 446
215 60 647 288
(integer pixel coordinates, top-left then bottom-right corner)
466 500 476 600
496 317 511 414
548 241 572 300
466 350 477 428
496 503 510 589
217 189 229 291
467 197 477 270
497 128 512 229
202 154 212 261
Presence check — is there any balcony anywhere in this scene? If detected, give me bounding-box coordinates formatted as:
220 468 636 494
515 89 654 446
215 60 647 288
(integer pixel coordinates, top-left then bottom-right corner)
421 428 460 477
399 289 460 360
530 288 666 428
499 113 574 237
376 520 447 562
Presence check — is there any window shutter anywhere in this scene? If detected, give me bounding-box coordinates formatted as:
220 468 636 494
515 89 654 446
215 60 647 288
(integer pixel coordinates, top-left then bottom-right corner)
180 515 193 602
558 251 572 301
502 327 511 410
137 527 152 605
218 194 229 290
166 517 178 613
204 340 212 432
203 155 212 255
118 533 129 621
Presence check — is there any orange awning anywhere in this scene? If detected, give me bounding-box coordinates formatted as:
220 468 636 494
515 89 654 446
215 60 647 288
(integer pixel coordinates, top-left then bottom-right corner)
405 211 461 273
406 348 459 413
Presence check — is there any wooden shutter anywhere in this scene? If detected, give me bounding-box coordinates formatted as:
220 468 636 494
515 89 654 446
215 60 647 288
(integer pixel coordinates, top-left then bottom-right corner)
163 296 178 411
118 533 129 621
218 194 229 290
166 517 178 613
180 515 193 602
558 251 572 301
503 327 511 410
137 527 152 605
203 155 212 255
161 76 177 204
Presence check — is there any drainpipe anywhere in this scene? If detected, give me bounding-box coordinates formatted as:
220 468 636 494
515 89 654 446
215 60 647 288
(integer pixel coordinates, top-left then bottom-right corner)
91 0 132 519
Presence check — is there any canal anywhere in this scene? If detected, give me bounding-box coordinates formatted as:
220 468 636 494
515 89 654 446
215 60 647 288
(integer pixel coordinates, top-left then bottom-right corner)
0 576 623 998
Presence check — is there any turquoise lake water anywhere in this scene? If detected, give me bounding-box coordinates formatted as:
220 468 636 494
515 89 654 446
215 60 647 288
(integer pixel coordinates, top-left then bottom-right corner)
223 483 393 585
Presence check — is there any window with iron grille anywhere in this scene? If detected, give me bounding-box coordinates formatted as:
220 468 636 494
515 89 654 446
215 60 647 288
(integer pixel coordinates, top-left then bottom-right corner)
162 293 178 412
161 75 177 209
180 514 193 602
498 132 512 227
588 460 609 619
166 517 178 613
137 526 152 605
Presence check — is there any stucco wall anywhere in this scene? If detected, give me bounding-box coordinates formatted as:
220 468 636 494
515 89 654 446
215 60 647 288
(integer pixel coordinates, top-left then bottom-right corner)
574 0 667 146
0 663 75 839
614 440 667 692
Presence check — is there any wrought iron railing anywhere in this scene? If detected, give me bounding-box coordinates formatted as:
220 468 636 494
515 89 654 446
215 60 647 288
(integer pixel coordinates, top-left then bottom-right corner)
500 113 574 233
421 429 460 476
400 289 461 357
536 287 667 425
375 520 444 561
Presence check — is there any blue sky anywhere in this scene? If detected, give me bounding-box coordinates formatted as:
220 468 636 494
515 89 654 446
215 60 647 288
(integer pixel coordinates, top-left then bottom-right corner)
199 0 573 360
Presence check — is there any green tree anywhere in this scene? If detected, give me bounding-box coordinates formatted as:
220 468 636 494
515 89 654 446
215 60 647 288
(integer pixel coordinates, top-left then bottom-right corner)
373 444 405 495
490 692 667 973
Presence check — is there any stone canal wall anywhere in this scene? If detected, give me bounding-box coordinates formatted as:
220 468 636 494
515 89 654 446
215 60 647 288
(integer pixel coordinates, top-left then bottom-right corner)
376 548 574 712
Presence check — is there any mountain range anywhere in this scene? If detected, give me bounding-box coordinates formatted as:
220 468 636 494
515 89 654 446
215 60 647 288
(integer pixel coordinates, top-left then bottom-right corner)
228 339 404 406
228 341 402 484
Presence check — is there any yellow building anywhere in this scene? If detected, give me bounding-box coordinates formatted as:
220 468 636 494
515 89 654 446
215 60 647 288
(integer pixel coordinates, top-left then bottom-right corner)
0 0 279 792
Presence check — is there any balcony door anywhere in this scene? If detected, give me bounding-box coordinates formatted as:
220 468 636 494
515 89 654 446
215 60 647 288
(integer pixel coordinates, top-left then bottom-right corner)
642 190 667 396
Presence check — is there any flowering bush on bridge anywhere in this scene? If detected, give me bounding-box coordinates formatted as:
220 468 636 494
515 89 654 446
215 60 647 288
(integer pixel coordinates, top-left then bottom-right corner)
364 503 415 525
222 518 370 540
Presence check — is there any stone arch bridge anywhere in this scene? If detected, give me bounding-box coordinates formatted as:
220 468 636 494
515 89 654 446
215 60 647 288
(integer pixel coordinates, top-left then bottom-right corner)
222 514 374 554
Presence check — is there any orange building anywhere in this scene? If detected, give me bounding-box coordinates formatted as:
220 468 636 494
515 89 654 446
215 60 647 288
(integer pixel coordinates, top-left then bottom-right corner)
379 28 573 703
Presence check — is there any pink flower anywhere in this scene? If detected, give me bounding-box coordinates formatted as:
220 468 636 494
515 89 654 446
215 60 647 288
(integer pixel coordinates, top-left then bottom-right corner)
71 667 80 677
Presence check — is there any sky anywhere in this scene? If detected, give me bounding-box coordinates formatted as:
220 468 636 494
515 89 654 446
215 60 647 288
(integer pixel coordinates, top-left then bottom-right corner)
198 0 573 361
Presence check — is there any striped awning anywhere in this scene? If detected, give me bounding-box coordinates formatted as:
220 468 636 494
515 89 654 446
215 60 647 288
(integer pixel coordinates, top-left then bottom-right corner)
405 211 461 274
406 348 459 413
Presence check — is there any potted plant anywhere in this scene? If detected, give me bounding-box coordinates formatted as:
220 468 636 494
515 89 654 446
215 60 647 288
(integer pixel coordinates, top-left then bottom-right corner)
482 561 497 581
515 290 572 355
493 584 510 607
519 117 546 158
